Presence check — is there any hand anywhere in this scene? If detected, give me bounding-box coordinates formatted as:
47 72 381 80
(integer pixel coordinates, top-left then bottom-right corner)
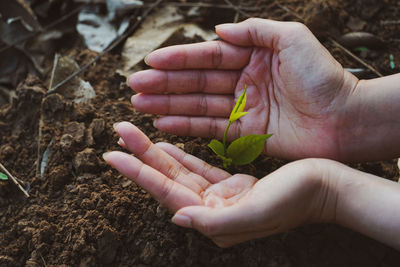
128 18 359 160
103 122 336 247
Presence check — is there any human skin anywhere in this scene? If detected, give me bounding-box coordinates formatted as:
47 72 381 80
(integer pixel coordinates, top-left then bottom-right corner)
104 18 400 249
128 18 400 162
103 122 400 249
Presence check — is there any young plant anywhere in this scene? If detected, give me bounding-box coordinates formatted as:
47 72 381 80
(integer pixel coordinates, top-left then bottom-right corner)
208 85 272 169
0 172 8 180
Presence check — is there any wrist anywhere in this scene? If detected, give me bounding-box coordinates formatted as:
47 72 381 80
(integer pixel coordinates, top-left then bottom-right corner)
336 74 400 161
304 159 342 224
333 163 400 249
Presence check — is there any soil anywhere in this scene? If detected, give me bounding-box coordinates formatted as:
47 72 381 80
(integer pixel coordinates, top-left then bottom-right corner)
1 0 400 266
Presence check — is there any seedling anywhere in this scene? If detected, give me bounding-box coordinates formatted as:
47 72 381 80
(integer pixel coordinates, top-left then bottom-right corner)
208 85 272 169
0 172 8 180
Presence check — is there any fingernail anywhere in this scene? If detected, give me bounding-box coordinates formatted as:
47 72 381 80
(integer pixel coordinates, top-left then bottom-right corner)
126 75 132 87
215 23 234 31
113 122 121 130
102 152 111 161
172 214 192 228
144 55 150 65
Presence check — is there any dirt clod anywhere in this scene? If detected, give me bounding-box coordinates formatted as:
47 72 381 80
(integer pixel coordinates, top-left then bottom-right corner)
73 148 99 174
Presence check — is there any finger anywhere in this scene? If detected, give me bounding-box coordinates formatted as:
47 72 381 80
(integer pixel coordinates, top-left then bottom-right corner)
128 69 240 94
114 122 210 192
172 203 274 236
131 93 234 117
144 40 252 70
154 116 241 141
216 18 305 49
103 151 201 211
210 227 279 248
155 142 231 184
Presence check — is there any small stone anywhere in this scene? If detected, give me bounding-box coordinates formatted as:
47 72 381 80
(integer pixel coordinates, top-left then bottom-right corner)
60 134 74 152
64 121 86 144
86 118 105 146
73 148 99 173
175 143 185 150
89 118 105 139
121 180 132 188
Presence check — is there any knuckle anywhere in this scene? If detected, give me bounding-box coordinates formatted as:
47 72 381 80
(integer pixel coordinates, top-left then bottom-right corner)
200 160 213 178
244 17 261 25
159 179 173 203
197 95 208 115
208 118 217 139
197 71 207 92
287 22 308 34
198 220 218 236
211 41 223 68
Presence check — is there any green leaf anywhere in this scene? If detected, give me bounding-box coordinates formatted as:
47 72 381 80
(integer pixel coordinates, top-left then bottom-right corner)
0 172 8 180
229 85 247 122
389 54 395 69
208 139 225 157
227 134 272 165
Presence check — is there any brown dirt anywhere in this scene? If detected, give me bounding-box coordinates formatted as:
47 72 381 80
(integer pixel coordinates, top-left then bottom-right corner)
1 0 399 266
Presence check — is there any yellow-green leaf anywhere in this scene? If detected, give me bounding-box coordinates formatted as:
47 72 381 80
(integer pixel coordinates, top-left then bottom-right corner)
230 112 249 122
227 134 272 165
229 85 247 122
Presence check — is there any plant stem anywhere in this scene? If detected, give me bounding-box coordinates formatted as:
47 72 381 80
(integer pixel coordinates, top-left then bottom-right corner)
223 121 232 155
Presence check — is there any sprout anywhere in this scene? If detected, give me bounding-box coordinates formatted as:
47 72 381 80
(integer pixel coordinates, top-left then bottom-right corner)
208 85 272 169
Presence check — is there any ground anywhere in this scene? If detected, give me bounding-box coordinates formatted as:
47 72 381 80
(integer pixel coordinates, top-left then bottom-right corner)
0 0 399 266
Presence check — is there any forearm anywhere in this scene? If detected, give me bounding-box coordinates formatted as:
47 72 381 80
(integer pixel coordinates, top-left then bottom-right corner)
338 73 400 161
332 162 400 250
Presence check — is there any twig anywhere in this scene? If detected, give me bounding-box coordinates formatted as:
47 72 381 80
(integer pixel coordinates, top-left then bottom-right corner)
328 38 382 77
223 0 252 18
162 2 258 11
0 163 30 197
380 20 400 26
275 3 303 21
46 0 164 95
36 105 45 177
270 3 383 77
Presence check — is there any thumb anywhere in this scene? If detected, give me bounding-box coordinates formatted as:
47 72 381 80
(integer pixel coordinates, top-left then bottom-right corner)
171 205 255 236
216 18 306 49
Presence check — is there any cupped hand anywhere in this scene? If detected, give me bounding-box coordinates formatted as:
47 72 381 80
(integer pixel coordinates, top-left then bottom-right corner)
104 122 336 247
128 18 359 160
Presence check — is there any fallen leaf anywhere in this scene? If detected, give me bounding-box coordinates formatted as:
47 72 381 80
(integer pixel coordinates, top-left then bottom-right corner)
119 5 217 76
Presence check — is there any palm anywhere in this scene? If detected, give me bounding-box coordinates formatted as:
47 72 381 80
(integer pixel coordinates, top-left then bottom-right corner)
105 123 324 247
234 40 349 159
130 20 357 160
106 122 256 212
